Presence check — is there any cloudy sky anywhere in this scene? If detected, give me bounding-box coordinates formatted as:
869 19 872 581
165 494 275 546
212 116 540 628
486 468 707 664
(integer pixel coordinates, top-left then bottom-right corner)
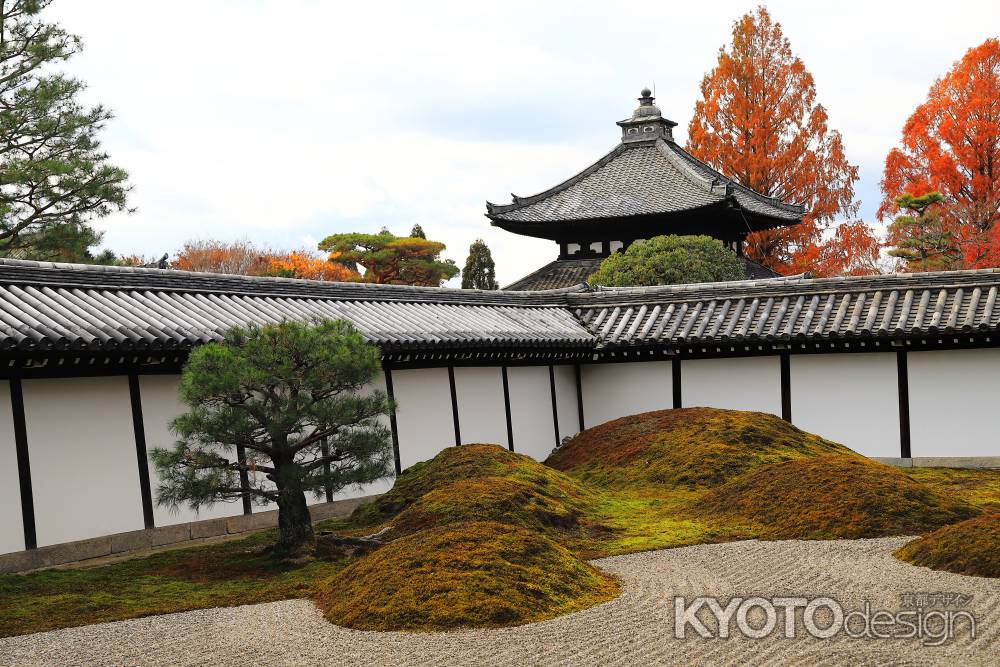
50 1 1000 285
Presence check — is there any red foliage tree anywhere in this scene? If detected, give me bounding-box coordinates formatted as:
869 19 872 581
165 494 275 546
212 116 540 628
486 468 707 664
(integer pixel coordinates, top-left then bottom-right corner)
880 38 1000 269
687 6 879 276
172 239 358 281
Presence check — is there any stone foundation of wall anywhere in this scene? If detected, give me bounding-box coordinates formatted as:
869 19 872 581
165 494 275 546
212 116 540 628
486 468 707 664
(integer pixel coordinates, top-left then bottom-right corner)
875 456 1000 469
0 494 378 575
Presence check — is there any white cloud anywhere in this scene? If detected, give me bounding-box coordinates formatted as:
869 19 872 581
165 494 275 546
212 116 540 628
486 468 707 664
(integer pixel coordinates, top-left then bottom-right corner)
46 0 1000 285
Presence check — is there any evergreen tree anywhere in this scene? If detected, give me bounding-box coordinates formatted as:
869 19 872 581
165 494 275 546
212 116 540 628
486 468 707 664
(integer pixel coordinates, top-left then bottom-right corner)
461 238 498 290
0 1 131 258
13 223 117 264
588 235 745 286
151 319 393 554
887 192 962 272
409 224 426 239
319 230 459 286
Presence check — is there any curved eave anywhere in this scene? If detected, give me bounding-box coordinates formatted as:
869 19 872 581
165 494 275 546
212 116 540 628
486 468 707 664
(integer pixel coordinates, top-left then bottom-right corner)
487 199 799 241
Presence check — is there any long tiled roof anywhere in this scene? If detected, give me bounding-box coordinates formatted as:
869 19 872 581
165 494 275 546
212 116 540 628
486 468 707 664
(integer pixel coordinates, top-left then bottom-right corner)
0 260 591 353
570 271 1000 348
486 138 803 226
0 260 999 356
504 256 780 291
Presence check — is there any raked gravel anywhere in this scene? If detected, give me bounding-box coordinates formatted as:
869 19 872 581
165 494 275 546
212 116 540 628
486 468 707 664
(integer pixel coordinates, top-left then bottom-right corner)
2 536 998 666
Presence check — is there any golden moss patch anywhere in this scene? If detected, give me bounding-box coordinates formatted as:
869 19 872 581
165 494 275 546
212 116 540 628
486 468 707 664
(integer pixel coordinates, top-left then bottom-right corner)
385 475 600 544
895 514 1000 578
318 521 619 631
903 467 1000 513
547 408 854 491
697 455 981 539
349 444 587 527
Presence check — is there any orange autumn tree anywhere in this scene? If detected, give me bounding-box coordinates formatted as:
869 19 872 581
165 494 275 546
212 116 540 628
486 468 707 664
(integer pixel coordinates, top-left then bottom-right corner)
266 251 358 281
880 38 1000 269
687 6 879 276
172 239 358 281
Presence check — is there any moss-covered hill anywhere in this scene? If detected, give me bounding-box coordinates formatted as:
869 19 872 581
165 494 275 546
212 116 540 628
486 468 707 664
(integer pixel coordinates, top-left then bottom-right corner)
319 445 619 631
895 514 1000 578
5 409 997 639
696 455 981 539
318 521 619 631
349 443 592 528
547 407 854 491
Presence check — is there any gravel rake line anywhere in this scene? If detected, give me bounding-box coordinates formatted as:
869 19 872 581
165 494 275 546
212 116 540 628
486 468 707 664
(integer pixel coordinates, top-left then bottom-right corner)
1 536 998 667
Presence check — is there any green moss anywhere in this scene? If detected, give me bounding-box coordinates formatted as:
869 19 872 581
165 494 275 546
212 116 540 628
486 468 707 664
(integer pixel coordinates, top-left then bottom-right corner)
0 529 349 638
318 521 619 631
902 467 1000 513
895 514 1000 578
344 443 586 528
696 455 982 539
4 413 998 637
583 491 740 557
547 407 855 492
386 475 600 542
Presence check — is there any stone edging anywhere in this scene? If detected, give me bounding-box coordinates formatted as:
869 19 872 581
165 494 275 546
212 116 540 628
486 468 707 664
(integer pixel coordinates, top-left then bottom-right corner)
0 494 379 575
874 456 1000 469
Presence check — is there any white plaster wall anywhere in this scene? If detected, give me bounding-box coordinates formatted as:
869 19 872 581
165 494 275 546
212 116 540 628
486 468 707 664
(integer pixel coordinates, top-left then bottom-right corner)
908 349 1000 457
789 353 901 457
0 381 25 555
581 361 672 428
553 365 581 441
327 374 396 502
682 356 781 415
507 366 557 461
392 367 456 470
454 367 508 447
144 375 394 521
139 375 245 525
23 377 145 547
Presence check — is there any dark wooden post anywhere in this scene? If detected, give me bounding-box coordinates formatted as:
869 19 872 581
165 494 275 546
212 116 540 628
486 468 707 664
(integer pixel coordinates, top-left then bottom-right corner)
235 443 253 514
671 357 682 409
320 439 333 503
10 377 36 550
382 364 402 475
897 350 911 458
779 352 792 423
548 365 560 447
501 366 514 452
127 373 155 529
574 363 585 432
448 366 461 446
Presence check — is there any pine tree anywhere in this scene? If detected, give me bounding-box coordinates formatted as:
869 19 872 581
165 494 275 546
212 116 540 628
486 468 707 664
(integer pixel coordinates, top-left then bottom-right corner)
888 193 962 272
0 1 131 258
409 224 426 239
461 239 498 290
320 231 459 286
151 320 393 554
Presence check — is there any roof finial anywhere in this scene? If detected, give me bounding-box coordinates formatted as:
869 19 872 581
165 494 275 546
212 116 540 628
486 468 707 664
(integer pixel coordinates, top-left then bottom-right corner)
639 87 653 102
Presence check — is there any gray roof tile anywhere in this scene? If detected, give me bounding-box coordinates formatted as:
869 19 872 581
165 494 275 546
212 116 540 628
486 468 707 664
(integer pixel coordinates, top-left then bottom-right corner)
487 140 804 224
0 260 998 356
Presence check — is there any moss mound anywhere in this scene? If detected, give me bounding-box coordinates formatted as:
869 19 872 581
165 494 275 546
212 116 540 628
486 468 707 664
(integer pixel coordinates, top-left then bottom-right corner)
697 455 981 539
386 475 596 541
547 408 854 491
895 514 1000 578
350 443 590 527
318 521 619 631
903 467 1000 513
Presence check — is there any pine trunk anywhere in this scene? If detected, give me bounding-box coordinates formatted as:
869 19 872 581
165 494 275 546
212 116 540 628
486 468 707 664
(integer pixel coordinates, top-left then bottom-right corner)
276 484 314 552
